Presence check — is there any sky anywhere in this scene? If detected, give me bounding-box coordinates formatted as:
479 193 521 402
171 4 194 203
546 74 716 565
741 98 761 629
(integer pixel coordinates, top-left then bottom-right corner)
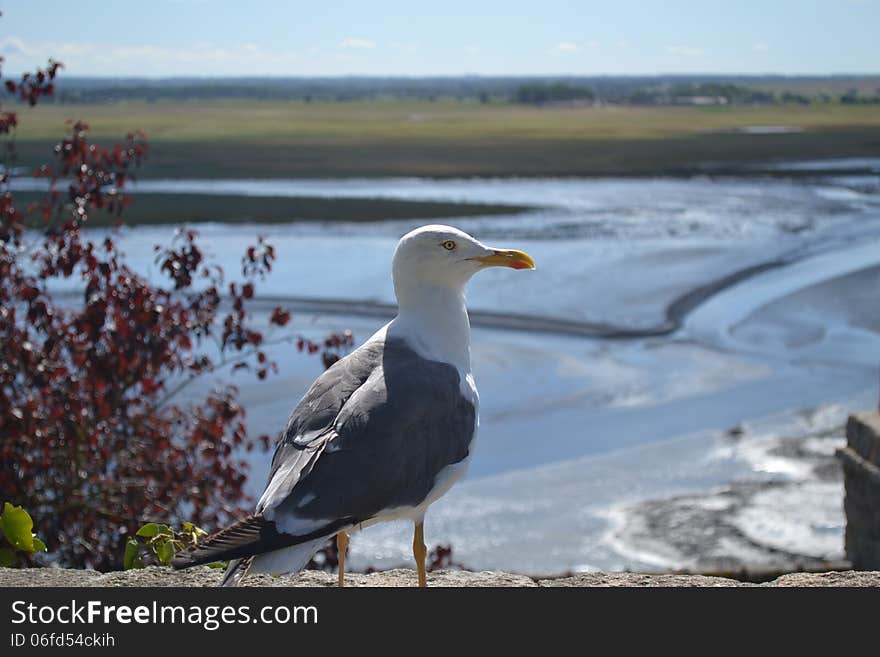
1 1 878 78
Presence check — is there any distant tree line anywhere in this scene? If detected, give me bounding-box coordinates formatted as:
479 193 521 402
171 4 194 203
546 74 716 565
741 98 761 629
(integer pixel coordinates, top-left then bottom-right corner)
630 82 776 105
513 83 594 105
14 75 880 107
510 80 880 106
840 88 880 105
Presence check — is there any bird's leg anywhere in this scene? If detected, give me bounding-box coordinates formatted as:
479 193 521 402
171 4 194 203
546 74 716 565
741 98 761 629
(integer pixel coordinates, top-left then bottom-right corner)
413 520 427 587
336 532 350 588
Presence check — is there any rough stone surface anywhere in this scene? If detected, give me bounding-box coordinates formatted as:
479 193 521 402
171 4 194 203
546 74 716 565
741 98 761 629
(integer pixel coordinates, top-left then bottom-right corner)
0 568 104 587
845 412 880 465
537 572 742 587
0 567 537 588
1 567 877 587
840 412 880 569
761 571 880 587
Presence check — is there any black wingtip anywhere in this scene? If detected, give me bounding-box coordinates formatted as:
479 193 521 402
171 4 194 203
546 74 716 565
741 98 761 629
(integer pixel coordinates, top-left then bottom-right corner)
168 514 270 570
170 552 195 570
168 513 294 569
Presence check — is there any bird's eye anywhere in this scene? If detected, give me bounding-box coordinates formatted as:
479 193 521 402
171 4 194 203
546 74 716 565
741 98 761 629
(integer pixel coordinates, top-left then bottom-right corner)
442 240 456 251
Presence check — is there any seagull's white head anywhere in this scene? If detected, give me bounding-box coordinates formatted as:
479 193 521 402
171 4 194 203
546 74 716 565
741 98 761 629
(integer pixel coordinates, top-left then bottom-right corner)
391 225 535 299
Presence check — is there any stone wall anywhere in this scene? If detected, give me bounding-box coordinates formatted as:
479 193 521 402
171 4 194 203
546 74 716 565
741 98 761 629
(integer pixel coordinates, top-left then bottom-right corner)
1 566 879 587
838 412 880 569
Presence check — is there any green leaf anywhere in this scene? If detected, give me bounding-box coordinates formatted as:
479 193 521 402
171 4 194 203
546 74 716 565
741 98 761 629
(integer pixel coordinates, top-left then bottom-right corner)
137 523 173 539
32 538 47 553
181 522 206 542
206 561 228 569
123 539 143 570
135 523 162 538
0 503 35 552
0 548 15 567
153 539 175 566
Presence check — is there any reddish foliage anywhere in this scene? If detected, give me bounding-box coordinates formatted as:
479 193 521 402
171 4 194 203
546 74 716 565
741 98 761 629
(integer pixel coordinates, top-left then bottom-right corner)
4 59 61 106
0 54 352 569
427 544 464 571
269 306 291 327
0 111 16 135
321 330 354 369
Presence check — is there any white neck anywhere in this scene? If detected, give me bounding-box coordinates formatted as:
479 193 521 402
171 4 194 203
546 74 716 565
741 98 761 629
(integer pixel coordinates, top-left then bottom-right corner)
389 283 472 373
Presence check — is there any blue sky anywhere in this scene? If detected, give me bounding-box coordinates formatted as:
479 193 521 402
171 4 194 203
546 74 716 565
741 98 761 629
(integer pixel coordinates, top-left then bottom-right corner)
1 1 878 77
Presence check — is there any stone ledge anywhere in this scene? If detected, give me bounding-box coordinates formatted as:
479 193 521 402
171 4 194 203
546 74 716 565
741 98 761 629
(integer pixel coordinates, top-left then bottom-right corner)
846 412 880 465
2 567 878 587
841 411 880 570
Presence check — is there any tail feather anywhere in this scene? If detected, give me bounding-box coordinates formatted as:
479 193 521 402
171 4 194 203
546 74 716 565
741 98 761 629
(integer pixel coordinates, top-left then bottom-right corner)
171 512 351 572
249 538 327 579
172 514 283 569
219 538 327 587
221 556 254 587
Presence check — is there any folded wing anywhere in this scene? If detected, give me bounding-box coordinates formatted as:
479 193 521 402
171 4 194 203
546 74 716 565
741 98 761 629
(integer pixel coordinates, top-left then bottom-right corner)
172 337 475 570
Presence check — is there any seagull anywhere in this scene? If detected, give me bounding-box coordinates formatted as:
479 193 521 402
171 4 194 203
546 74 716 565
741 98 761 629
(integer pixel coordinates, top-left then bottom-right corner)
171 225 535 586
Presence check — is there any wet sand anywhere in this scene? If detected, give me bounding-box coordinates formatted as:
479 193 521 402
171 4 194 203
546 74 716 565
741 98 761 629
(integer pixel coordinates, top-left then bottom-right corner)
36 169 880 573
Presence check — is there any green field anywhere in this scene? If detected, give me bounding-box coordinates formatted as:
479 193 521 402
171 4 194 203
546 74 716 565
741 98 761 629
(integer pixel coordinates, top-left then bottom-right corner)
10 100 880 180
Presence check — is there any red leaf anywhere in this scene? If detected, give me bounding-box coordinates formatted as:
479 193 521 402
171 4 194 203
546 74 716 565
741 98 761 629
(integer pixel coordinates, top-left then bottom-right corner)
269 307 291 327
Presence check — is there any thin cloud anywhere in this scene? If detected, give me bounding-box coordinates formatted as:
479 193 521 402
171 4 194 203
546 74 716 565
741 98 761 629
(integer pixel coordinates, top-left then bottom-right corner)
0 36 299 76
389 41 418 53
752 43 770 52
339 38 376 49
666 45 704 57
551 41 581 55
0 36 29 57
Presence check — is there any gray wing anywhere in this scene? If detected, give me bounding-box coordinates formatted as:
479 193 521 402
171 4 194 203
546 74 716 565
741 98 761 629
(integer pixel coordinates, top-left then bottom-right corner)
254 340 382 512
256 336 476 537
171 337 476 569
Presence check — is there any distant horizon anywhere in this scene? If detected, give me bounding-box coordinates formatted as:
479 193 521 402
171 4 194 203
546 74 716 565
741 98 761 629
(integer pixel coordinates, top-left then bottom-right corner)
31 73 880 81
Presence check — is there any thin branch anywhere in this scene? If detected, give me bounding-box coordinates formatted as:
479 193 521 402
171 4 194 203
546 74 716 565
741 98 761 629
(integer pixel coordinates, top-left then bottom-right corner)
154 333 300 410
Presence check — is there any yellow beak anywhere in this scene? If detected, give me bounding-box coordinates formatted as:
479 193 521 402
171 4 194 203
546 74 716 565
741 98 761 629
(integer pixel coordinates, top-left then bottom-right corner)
469 249 536 270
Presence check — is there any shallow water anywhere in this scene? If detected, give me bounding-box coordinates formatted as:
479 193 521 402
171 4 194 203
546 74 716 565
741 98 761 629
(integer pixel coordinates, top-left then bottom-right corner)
33 165 880 572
